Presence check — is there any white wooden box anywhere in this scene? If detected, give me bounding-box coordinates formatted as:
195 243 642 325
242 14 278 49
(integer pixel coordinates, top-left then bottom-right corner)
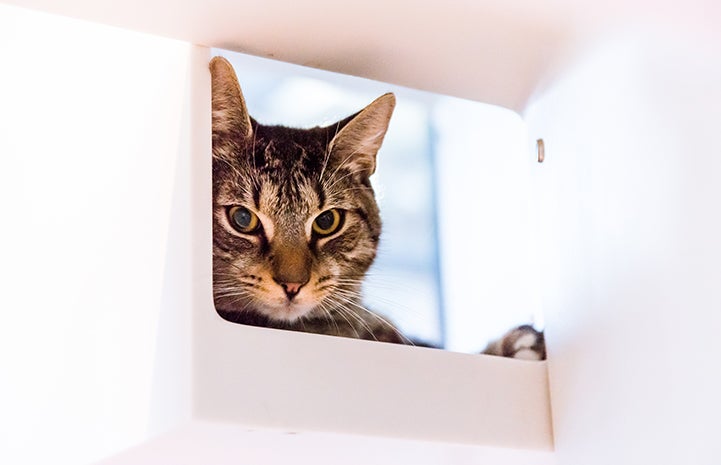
1 1 719 464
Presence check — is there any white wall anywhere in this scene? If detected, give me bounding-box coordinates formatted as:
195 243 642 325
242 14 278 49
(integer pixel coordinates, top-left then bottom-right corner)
0 5 195 464
526 26 721 464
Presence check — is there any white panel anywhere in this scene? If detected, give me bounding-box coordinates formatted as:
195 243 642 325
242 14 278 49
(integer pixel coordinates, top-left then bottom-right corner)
192 322 553 448
0 5 194 464
95 421 555 465
526 26 721 464
4 1 719 112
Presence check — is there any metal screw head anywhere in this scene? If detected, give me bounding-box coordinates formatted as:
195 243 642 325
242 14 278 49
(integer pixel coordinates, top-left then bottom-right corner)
536 139 545 163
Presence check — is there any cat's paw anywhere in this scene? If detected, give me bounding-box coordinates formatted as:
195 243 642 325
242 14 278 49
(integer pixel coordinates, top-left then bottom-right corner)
483 325 546 360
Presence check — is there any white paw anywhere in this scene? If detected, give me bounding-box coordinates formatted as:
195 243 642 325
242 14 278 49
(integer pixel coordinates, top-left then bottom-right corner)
484 325 546 360
512 332 543 360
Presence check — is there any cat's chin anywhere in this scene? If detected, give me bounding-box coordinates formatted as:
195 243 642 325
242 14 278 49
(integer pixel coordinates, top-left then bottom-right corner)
261 301 317 323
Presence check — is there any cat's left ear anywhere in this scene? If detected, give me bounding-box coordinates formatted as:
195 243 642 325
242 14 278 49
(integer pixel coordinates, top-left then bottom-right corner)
328 93 396 179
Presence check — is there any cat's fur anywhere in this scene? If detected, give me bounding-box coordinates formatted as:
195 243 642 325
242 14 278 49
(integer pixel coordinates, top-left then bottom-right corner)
210 56 545 359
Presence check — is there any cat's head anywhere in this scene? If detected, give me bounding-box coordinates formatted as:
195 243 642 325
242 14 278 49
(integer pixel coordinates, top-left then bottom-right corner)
210 57 395 324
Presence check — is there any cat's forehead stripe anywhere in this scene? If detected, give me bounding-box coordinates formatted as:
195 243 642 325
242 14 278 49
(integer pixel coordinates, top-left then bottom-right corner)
316 186 326 211
252 184 261 210
257 178 319 220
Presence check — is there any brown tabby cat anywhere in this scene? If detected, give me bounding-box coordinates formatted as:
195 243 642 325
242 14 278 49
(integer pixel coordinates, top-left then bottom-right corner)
210 56 545 360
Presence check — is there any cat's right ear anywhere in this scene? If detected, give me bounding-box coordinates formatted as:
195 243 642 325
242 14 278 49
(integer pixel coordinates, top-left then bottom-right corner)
209 57 253 145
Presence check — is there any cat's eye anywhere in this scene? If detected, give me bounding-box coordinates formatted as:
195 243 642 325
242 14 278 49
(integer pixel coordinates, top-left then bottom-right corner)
228 206 260 234
312 209 343 237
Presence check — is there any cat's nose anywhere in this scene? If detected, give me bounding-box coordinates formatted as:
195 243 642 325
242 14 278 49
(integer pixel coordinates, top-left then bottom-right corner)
276 281 304 300
270 241 312 301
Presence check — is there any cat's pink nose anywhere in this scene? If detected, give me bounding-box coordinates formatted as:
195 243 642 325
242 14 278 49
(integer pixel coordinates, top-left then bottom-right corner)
278 282 304 300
